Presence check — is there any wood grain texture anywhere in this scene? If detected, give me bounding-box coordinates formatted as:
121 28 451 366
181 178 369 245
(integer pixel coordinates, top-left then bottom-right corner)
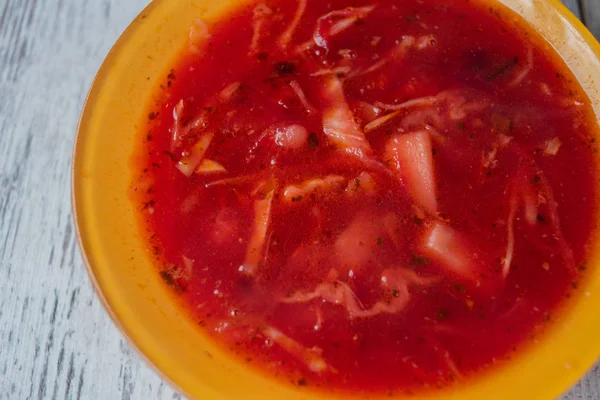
581 0 600 40
0 0 597 399
563 0 582 19
0 0 180 399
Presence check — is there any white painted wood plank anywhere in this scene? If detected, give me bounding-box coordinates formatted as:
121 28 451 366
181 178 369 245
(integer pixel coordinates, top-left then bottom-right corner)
0 0 598 399
562 0 582 20
0 0 181 399
581 0 600 40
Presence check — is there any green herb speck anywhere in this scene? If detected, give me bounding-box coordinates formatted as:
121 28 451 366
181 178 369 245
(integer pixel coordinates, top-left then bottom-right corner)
436 308 450 319
411 254 431 267
307 133 319 148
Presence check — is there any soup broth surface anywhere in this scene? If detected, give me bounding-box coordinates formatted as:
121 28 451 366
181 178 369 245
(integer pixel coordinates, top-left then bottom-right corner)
133 0 598 394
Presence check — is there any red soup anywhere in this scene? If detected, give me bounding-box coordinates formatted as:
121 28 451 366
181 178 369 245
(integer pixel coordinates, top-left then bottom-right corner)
132 0 599 394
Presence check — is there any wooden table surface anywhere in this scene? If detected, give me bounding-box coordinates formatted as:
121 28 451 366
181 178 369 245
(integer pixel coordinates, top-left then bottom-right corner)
1 0 599 399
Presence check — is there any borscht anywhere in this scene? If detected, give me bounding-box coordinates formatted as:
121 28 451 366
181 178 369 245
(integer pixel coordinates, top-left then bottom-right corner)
132 0 599 394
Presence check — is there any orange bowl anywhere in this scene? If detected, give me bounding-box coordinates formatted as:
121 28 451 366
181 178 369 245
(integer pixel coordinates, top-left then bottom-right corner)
72 0 600 399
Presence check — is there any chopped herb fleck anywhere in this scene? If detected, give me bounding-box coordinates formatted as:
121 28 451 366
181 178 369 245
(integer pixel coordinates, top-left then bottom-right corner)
530 175 541 184
411 254 431 267
542 313 552 323
163 151 177 161
141 200 155 210
491 114 513 134
354 178 361 187
160 270 178 288
457 121 466 131
486 57 519 81
148 111 158 120
542 262 550 271
292 195 303 202
392 289 400 298
453 283 466 293
376 237 384 246
297 378 307 387
436 308 450 319
308 132 319 148
273 61 297 76
405 14 419 23
466 299 475 310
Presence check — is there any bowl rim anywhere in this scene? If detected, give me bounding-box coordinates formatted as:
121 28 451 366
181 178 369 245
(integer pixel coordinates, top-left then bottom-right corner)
71 0 600 399
71 0 193 397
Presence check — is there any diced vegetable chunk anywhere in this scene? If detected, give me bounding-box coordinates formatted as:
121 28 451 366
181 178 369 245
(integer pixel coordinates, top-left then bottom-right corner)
182 256 194 279
170 101 210 152
364 111 401 133
289 81 316 113
543 137 562 156
274 124 309 149
261 326 329 373
189 19 210 54
503 191 518 278
355 102 382 124
171 100 185 151
334 214 379 270
240 186 275 276
219 82 241 101
283 175 345 202
385 131 437 214
345 172 376 196
176 133 214 177
250 4 273 53
312 5 376 51
279 0 307 47
196 159 227 174
322 76 371 155
422 222 486 288
212 208 240 245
